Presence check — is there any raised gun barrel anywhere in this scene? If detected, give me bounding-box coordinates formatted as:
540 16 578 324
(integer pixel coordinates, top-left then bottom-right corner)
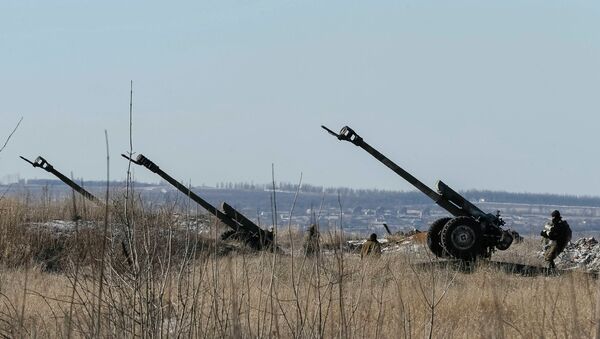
122 153 275 251
20 156 102 205
322 125 514 260
322 126 480 218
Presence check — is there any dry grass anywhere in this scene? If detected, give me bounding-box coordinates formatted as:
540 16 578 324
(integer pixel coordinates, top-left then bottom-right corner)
1 196 598 338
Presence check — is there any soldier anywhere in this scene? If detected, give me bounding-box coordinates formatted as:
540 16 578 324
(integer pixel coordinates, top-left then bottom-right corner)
303 224 320 256
361 233 382 259
540 210 572 269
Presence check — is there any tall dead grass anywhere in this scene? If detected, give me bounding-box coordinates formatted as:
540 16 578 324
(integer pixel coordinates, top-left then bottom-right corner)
0 196 598 338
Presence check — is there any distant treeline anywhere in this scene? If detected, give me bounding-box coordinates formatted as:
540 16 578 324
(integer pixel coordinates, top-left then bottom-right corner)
25 178 156 187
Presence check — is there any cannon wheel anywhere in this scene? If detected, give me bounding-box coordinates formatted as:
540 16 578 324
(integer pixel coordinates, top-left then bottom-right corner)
495 231 513 251
426 217 451 257
440 216 483 260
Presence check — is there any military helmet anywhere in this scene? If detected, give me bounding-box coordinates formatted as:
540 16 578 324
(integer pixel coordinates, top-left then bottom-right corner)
369 233 377 241
551 210 561 218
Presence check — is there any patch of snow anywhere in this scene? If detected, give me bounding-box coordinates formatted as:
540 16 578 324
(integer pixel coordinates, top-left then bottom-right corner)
538 237 600 272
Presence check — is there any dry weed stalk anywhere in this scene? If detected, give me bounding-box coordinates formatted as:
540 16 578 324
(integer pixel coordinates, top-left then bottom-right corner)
0 116 23 154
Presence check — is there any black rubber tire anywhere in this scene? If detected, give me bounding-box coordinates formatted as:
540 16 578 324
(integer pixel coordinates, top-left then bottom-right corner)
495 231 513 251
440 216 483 260
427 217 451 257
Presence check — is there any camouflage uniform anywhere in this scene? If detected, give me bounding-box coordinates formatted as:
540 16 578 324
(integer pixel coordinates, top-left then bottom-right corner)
361 233 382 259
303 224 320 256
541 211 572 268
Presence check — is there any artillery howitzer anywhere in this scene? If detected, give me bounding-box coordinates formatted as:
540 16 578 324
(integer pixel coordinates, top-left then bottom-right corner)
20 156 102 205
122 153 276 251
322 125 515 260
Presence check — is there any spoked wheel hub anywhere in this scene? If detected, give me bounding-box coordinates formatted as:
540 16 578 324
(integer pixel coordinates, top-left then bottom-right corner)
440 216 483 260
451 225 477 250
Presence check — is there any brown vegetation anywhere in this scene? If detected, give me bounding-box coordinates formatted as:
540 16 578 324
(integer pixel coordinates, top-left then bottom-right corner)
1 197 599 338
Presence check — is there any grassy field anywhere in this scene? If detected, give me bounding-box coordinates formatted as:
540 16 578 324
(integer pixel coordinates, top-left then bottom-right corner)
1 197 599 338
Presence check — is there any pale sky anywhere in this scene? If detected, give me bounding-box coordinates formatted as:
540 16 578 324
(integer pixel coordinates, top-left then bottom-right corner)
1 1 599 196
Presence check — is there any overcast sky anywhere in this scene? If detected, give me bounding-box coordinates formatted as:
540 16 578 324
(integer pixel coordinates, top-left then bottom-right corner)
1 1 598 196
